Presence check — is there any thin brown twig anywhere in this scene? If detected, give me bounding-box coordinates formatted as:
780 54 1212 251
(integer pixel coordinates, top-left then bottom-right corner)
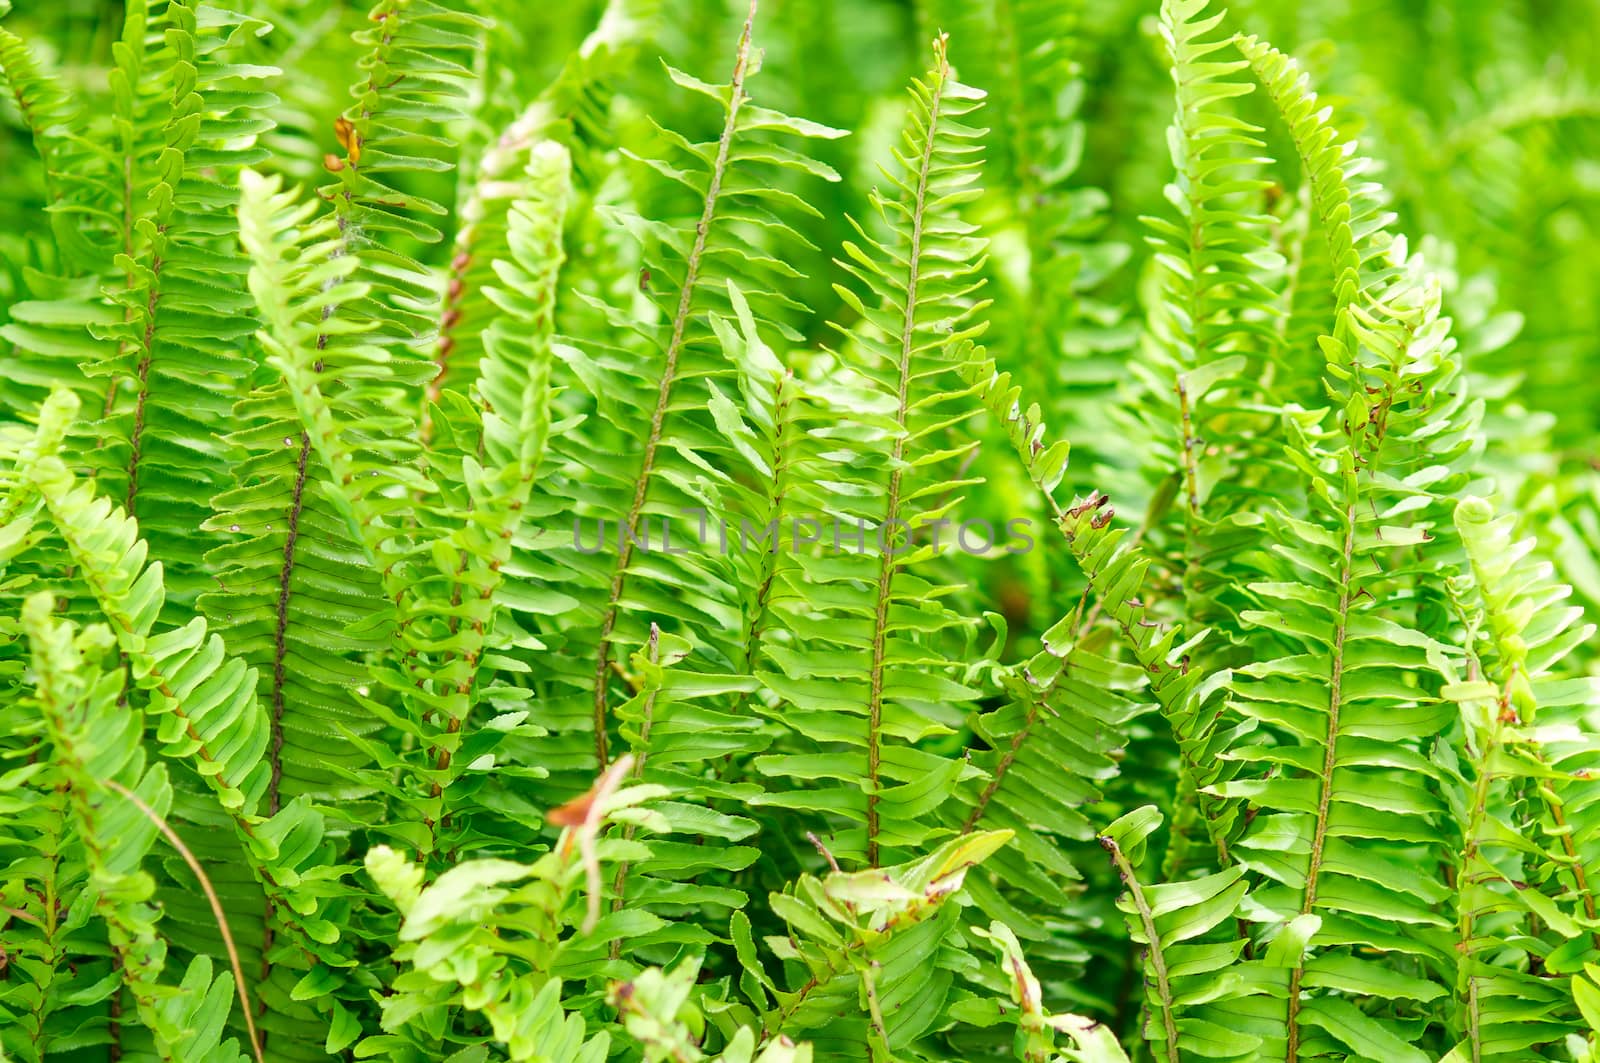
103 780 265 1063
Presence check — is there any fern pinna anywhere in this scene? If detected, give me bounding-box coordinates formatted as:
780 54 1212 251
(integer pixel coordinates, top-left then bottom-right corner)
2 0 1600 1061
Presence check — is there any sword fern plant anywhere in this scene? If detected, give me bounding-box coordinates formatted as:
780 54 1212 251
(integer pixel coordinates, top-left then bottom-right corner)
2 0 1599 1060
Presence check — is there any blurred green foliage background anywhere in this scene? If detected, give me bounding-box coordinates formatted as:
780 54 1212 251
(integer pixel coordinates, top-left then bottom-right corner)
5 0 1597 441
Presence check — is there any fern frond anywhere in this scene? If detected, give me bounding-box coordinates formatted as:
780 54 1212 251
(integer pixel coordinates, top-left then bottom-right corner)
952 615 1148 941
0 589 101 1057
95 3 276 608
1141 0 1276 512
198 406 387 813
1219 252 1481 1058
19 396 349 989
573 0 847 771
972 919 1134 1063
430 0 655 414
2 4 275 610
611 958 814 1062
733 831 1011 1055
930 0 1130 454
20 591 251 1063
1440 496 1600 1059
31 444 266 811
205 166 397 1051
1235 34 1398 359
604 627 764 956
477 141 571 495
321 0 486 347
369 140 572 850
0 5 155 433
959 346 1240 863
0 25 105 268
361 761 663 1059
1111 0 1284 667
241 145 578 865
752 33 990 868
237 166 434 587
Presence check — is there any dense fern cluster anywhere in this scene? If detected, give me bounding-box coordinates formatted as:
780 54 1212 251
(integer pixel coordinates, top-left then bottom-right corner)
2 0 1600 1060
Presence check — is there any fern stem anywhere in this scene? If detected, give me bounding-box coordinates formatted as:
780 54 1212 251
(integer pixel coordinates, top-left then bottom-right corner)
258 431 310 1046
1456 699 1499 1063
268 432 312 818
123 280 163 516
741 371 796 670
865 38 948 868
108 991 122 1062
1103 834 1180 1063
962 638 1076 834
424 249 470 438
592 0 758 769
1285 497 1355 1063
1535 766 1600 941
608 626 661 960
1297 500 1355 914
963 698 1043 834
1175 372 1201 518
